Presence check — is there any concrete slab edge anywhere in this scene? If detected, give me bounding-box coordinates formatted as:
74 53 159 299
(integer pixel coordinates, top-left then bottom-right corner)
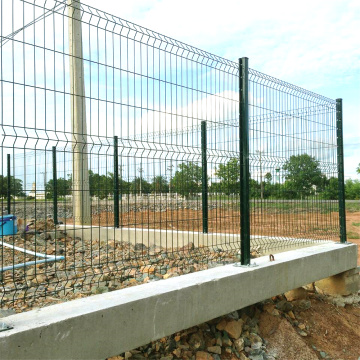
0 242 357 360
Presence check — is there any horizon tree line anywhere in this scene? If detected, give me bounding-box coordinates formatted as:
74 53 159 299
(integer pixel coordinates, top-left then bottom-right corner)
1 156 360 200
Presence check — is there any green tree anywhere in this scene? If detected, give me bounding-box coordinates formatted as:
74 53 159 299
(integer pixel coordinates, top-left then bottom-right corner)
249 178 261 198
45 177 72 199
264 172 272 183
89 170 113 199
130 177 151 195
357 164 360 174
320 177 338 200
282 154 324 199
151 176 169 193
345 179 360 200
0 175 25 197
215 158 240 195
108 172 130 195
171 162 202 198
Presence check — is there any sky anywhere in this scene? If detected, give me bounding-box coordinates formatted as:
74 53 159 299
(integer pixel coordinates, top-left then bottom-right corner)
0 0 359 184
80 0 360 179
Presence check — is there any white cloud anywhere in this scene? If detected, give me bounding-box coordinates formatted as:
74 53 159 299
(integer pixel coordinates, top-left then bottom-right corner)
1 0 359 177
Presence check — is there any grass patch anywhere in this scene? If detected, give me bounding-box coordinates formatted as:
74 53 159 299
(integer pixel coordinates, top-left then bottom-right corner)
347 231 360 240
345 202 360 212
352 222 360 227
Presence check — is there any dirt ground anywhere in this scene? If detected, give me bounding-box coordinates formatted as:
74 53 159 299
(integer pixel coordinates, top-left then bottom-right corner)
259 295 360 360
66 210 358 256
345 212 360 262
66 209 342 240
107 292 360 360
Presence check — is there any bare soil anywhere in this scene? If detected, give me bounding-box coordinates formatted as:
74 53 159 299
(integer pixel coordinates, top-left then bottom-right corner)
345 212 360 261
107 292 360 360
259 295 360 360
66 209 341 241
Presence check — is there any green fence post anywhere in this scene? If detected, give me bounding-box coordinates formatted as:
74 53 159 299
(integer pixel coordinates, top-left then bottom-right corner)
52 146 58 225
336 98 347 243
7 154 11 214
239 57 251 265
201 121 208 234
114 136 120 228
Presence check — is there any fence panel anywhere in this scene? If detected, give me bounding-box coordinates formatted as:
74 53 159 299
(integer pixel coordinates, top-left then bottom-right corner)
0 0 341 310
248 69 339 252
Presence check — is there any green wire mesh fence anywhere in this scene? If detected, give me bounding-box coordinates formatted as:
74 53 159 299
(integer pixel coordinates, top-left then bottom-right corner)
0 0 343 310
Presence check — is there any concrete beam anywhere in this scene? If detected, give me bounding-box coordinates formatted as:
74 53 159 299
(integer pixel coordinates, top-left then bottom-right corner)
59 225 331 255
0 242 357 360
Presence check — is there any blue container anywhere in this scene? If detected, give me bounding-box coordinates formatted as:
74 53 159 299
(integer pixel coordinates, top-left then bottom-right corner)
0 214 18 236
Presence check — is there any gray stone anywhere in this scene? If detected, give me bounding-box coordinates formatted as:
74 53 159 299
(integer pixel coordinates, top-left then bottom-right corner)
226 310 240 320
91 286 109 294
207 346 221 355
319 351 327 359
248 354 264 360
275 300 293 312
234 337 245 352
293 299 311 311
0 309 16 318
48 231 67 240
249 333 262 350
264 356 276 360
189 332 205 350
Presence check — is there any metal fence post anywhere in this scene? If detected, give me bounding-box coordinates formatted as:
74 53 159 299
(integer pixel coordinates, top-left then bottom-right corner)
239 57 251 265
52 146 58 225
114 136 120 228
336 98 347 243
201 121 208 234
7 154 11 214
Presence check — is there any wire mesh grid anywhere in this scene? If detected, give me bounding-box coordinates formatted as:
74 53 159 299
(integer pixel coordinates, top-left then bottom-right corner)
248 69 339 251
0 0 341 309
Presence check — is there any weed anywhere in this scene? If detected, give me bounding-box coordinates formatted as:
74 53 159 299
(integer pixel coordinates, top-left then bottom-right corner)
347 231 360 239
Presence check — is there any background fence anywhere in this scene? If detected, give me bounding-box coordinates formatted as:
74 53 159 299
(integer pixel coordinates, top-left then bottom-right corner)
0 0 344 310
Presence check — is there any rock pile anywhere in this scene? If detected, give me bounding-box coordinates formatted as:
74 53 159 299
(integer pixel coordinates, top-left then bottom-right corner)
110 305 268 360
1 219 247 311
105 291 321 360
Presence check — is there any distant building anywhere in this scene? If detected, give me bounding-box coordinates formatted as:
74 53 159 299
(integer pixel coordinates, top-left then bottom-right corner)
28 182 45 200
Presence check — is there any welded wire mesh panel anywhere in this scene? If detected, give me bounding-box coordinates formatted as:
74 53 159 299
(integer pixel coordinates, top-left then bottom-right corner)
0 0 243 310
0 0 341 311
248 69 339 252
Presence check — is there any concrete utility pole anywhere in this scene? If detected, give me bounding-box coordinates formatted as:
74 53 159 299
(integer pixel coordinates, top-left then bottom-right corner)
68 0 91 225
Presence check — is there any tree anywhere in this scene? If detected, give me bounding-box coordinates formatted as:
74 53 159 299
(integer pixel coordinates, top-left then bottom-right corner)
108 172 130 195
171 162 202 198
151 176 169 193
45 177 72 199
215 158 240 195
320 177 338 200
357 164 360 174
282 154 324 199
345 179 360 200
130 177 151 195
264 172 272 183
89 170 112 199
0 175 25 197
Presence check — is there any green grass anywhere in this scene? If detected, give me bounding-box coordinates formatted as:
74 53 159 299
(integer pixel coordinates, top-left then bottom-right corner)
346 202 360 212
352 222 360 227
347 231 360 240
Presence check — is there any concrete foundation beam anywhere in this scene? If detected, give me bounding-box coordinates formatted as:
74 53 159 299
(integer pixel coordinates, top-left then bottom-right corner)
0 242 357 360
59 225 331 255
315 266 360 296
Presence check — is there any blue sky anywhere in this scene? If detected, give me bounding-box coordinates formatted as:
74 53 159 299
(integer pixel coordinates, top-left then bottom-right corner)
0 0 358 185
82 0 360 179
